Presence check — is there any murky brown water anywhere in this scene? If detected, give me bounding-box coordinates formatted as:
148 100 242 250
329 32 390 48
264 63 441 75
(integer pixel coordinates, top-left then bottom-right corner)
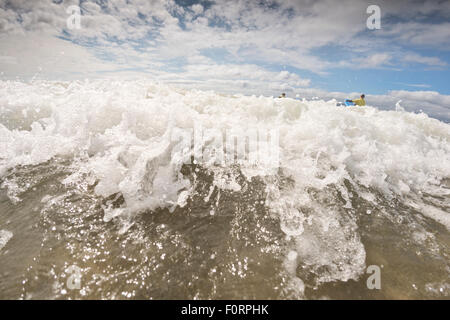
0 158 449 300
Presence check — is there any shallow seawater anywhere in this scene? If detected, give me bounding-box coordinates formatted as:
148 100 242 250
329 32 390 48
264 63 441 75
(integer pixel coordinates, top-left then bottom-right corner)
0 80 449 299
0 159 448 299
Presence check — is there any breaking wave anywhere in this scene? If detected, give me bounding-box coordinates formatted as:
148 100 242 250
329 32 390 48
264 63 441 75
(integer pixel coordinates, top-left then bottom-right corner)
0 79 449 299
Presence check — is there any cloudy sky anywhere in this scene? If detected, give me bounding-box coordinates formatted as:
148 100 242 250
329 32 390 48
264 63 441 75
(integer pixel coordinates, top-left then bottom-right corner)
1 0 449 121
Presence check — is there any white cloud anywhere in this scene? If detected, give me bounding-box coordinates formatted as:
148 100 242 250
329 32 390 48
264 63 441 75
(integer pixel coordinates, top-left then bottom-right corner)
191 4 203 15
379 22 450 49
349 53 392 69
0 32 122 80
403 54 447 67
151 63 311 95
371 91 450 123
394 83 431 89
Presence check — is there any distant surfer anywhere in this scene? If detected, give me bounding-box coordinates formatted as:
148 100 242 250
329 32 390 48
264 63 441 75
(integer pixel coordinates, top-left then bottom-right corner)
346 94 366 106
278 93 286 98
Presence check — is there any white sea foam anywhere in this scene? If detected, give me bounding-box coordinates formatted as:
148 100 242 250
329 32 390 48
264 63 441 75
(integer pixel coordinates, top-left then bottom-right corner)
0 229 13 251
1 79 449 285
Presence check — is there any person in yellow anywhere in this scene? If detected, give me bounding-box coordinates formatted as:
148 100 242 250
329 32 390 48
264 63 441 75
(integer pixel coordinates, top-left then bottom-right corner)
346 94 366 106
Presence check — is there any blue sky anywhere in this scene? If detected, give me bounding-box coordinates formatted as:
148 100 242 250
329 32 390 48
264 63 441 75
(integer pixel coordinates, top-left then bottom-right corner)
0 0 449 121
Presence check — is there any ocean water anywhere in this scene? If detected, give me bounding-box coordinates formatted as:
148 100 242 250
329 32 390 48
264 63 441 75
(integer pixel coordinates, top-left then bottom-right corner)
0 79 449 299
